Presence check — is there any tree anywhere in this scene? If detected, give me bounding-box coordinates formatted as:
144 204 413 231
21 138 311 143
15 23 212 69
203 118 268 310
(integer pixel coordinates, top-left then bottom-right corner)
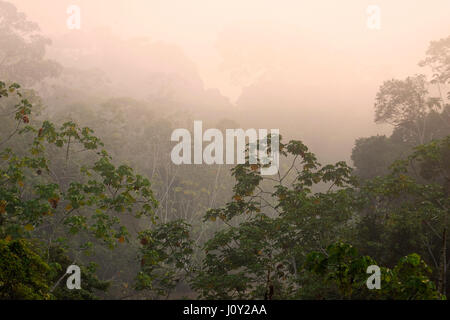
0 80 158 298
355 136 450 296
351 135 408 180
374 75 442 145
0 239 51 299
0 1 61 86
185 135 449 299
420 35 450 91
190 137 360 299
136 219 194 299
353 35 450 184
305 242 443 300
48 244 110 300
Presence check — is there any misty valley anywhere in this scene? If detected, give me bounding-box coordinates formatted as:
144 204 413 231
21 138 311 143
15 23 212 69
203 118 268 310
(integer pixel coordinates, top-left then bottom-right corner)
0 0 449 305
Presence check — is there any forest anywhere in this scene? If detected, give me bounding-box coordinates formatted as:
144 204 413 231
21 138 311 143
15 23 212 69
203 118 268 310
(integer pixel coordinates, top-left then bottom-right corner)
0 1 449 300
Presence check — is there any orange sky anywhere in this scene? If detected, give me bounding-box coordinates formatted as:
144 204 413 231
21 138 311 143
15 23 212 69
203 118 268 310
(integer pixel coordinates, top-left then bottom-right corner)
11 0 450 101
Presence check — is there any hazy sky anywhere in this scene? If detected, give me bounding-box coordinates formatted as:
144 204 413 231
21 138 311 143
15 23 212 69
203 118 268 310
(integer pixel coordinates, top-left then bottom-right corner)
11 0 450 101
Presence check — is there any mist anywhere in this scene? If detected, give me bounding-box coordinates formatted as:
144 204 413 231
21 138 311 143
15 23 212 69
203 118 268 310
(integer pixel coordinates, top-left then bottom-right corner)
10 0 450 163
1 0 449 301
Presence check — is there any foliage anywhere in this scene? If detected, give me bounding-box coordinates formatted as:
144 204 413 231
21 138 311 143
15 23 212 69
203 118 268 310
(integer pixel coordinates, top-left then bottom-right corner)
351 135 408 180
0 238 51 299
188 134 449 299
0 80 158 297
355 135 450 294
136 219 193 298
0 1 61 85
305 242 444 300
420 35 450 86
49 245 110 300
0 81 158 245
190 138 360 299
1 6 450 299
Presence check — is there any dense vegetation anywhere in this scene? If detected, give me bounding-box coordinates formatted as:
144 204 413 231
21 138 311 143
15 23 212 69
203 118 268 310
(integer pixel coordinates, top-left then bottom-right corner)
0 1 449 300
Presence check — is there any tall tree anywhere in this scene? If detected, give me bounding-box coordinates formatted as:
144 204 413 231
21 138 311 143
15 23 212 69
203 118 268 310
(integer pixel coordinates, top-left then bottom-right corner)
374 75 442 145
